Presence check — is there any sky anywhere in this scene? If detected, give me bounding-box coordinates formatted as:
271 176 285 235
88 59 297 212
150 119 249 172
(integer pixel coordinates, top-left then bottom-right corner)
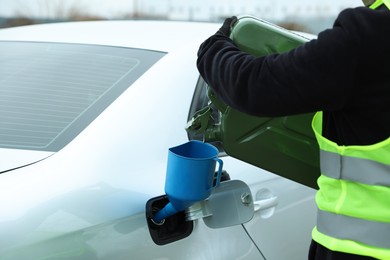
0 0 362 19
0 0 136 18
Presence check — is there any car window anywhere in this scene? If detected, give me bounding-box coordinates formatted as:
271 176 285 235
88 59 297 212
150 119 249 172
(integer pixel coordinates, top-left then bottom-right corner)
0 41 165 152
188 76 209 121
187 76 224 152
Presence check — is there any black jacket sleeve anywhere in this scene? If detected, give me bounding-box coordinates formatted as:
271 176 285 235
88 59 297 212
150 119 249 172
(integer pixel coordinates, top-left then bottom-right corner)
196 10 359 117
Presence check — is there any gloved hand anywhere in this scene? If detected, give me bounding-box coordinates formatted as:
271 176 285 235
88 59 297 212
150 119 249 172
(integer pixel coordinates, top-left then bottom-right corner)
215 16 238 37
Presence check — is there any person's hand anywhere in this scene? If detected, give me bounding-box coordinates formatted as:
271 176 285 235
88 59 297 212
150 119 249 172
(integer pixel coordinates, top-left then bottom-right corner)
215 16 238 37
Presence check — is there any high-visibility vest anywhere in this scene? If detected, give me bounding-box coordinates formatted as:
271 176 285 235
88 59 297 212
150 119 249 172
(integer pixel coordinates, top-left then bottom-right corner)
311 112 390 259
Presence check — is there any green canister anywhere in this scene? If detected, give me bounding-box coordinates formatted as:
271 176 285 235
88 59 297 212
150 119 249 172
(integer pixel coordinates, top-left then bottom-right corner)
207 15 320 189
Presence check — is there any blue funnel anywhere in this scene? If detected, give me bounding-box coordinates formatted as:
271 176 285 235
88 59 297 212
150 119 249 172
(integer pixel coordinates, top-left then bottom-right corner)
152 140 223 223
152 199 193 223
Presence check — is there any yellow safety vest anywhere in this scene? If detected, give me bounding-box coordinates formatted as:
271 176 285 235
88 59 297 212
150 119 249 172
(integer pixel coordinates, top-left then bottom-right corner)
311 112 390 259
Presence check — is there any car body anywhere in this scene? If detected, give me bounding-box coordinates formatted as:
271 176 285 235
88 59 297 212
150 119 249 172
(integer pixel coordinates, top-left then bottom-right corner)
0 20 317 259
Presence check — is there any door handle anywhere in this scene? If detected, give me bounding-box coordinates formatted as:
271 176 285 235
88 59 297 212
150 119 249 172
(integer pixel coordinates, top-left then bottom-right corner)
253 196 278 212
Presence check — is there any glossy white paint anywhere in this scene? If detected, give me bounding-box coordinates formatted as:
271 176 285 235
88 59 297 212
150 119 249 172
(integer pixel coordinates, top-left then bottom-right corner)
0 20 316 259
0 148 53 172
0 20 219 52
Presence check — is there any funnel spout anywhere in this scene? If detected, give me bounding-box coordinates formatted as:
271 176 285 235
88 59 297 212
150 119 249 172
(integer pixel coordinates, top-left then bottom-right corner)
152 202 178 223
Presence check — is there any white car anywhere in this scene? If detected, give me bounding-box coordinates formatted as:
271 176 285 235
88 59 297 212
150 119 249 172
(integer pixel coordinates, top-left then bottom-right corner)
0 20 317 260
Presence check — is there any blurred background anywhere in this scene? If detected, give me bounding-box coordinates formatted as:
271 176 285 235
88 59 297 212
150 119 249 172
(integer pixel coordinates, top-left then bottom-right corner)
0 0 361 34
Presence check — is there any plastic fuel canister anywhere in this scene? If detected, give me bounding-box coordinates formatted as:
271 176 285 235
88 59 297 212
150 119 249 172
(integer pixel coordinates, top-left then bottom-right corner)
204 15 321 189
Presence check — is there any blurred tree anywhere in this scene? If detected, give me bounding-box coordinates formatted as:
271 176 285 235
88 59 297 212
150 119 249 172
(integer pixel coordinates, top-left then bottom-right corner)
1 17 35 28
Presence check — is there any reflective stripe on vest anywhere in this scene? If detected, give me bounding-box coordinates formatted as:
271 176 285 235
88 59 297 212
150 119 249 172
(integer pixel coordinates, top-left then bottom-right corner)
320 150 390 186
317 210 390 248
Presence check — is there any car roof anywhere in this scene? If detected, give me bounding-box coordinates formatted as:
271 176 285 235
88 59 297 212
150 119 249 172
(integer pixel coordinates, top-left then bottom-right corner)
0 20 220 52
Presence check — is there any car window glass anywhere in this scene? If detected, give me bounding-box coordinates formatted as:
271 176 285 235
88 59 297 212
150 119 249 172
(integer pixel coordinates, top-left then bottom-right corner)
188 76 209 120
0 41 165 151
187 76 224 153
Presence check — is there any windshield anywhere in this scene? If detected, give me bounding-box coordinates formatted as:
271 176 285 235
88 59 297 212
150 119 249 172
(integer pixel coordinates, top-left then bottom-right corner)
0 41 165 152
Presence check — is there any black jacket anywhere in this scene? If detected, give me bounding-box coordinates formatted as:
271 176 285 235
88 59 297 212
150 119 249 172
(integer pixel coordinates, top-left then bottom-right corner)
197 7 390 146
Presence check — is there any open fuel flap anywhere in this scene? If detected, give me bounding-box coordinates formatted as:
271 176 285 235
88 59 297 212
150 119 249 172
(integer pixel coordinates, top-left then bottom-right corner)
187 15 321 189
